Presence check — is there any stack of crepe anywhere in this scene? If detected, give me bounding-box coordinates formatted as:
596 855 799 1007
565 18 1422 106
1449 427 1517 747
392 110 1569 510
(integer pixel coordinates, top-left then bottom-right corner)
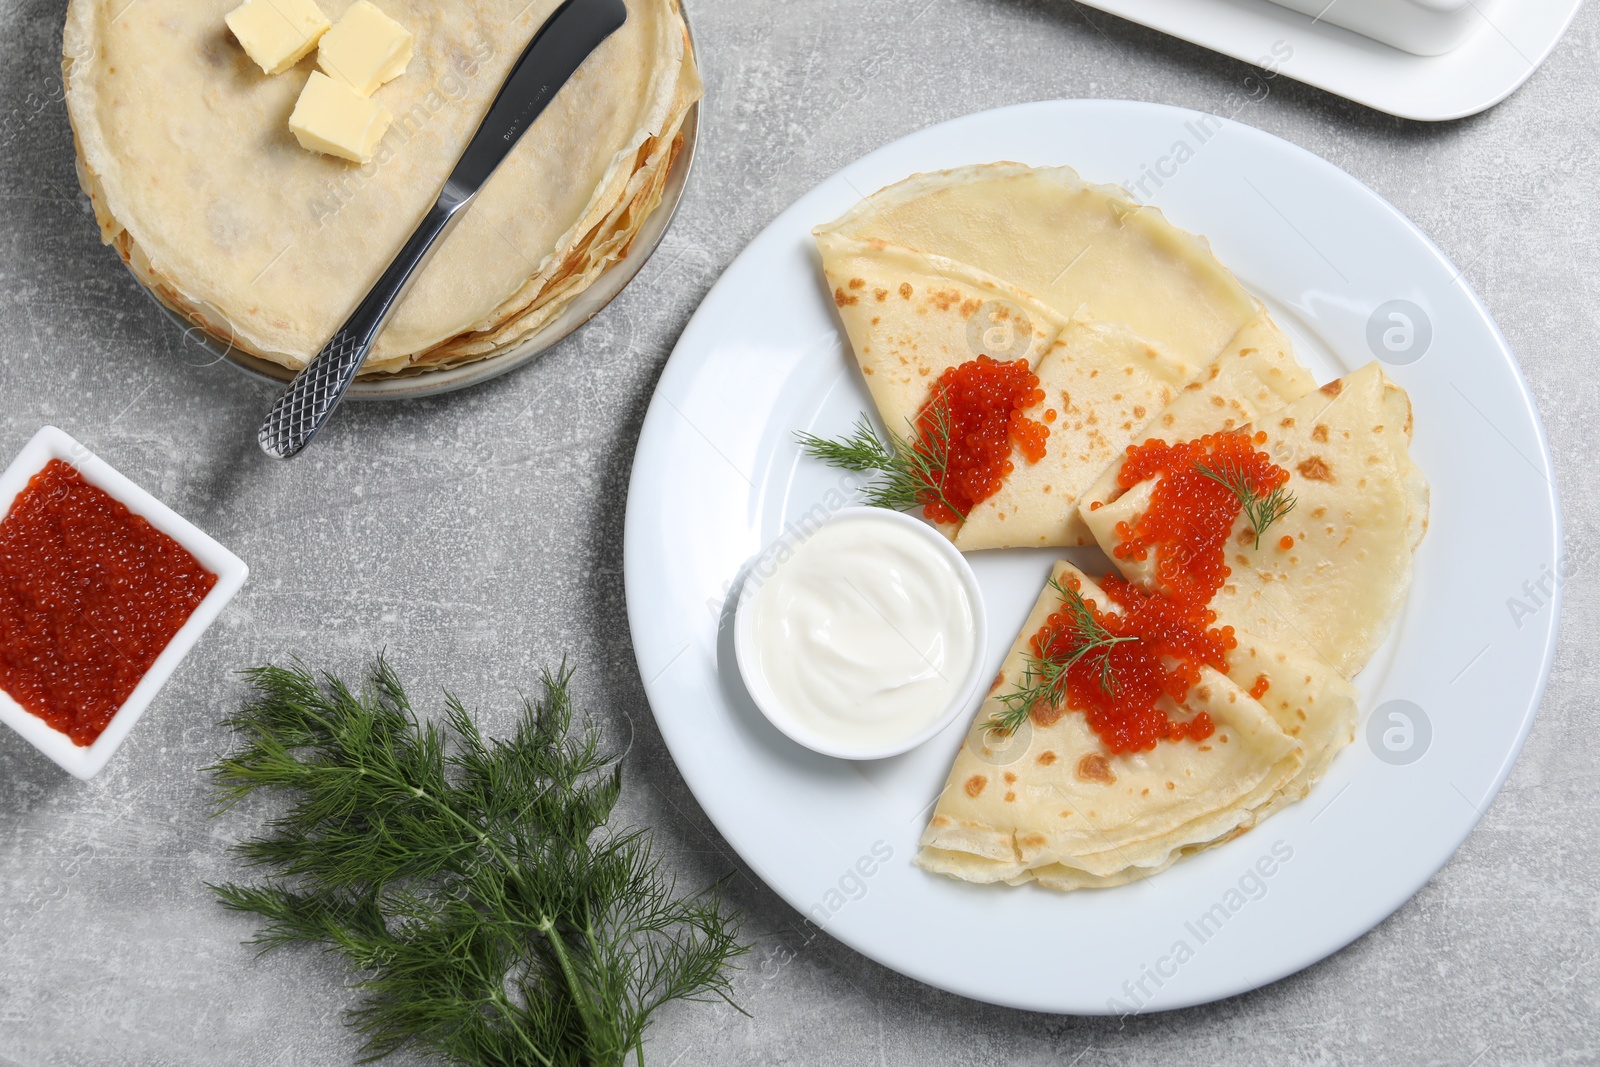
813 164 1429 890
63 0 700 376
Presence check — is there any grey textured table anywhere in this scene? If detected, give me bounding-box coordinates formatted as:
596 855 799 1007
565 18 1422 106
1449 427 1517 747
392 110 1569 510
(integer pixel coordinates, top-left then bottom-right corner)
2 0 1597 1063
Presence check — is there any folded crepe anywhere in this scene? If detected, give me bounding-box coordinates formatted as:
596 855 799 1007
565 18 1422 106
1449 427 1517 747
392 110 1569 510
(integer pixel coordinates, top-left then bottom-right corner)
813 163 1286 550
916 562 1359 888
921 360 1395 892
814 162 1261 371
1079 310 1318 513
1083 362 1427 679
63 0 700 375
814 234 1198 549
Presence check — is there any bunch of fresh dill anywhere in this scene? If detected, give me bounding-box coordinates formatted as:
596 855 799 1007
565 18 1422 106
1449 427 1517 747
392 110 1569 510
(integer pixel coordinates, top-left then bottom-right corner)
206 658 744 1067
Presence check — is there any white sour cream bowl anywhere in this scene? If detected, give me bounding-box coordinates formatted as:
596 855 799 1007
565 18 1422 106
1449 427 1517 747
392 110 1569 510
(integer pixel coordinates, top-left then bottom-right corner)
733 507 988 760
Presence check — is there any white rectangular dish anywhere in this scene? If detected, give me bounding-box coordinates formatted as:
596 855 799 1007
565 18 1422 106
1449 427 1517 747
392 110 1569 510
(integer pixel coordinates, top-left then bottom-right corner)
0 426 248 780
1078 0 1581 120
1266 0 1476 56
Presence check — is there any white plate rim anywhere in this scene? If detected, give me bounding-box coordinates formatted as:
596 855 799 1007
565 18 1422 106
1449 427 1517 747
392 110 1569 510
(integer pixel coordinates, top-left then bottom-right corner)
622 99 1561 1013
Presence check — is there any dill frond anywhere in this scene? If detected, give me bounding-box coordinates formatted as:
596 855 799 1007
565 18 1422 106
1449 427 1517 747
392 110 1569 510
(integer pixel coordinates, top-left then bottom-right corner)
206 658 746 1067
1194 455 1298 549
796 391 966 523
986 579 1137 736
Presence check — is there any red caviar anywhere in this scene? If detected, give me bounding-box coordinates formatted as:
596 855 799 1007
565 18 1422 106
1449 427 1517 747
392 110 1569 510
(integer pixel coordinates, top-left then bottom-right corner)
915 355 1048 524
1029 574 1225 753
0 460 216 746
1113 430 1290 605
1022 431 1292 753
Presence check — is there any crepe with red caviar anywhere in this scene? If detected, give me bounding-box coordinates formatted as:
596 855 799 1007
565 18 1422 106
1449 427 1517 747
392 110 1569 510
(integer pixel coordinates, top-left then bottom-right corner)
813 234 1068 441
813 233 1197 549
955 318 1198 550
916 563 1307 885
1079 311 1317 515
1083 362 1426 679
920 414 1382 888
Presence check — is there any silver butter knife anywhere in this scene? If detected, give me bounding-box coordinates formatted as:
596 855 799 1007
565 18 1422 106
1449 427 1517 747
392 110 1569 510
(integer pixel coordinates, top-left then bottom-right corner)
258 0 628 459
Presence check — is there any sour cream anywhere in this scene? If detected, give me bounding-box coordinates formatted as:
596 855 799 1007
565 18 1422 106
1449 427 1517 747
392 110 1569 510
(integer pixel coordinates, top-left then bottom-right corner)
737 509 984 758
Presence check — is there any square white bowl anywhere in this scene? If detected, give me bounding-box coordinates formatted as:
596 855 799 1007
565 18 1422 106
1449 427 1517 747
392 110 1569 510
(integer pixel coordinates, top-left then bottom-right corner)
0 426 248 780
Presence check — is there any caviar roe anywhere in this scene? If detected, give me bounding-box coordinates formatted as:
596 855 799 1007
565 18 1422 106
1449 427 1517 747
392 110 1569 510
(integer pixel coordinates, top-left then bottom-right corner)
1113 430 1290 604
0 460 217 746
1029 574 1226 753
1024 431 1293 753
915 355 1048 525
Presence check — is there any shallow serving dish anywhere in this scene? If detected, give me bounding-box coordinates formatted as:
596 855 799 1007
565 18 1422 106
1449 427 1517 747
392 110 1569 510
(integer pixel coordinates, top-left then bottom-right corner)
1266 0 1476 56
0 426 248 780
733 507 990 762
1077 0 1579 121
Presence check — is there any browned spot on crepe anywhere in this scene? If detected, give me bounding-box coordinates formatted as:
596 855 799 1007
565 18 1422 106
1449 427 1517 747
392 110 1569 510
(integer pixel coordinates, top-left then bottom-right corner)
1076 753 1116 785
1031 701 1066 728
1297 456 1333 481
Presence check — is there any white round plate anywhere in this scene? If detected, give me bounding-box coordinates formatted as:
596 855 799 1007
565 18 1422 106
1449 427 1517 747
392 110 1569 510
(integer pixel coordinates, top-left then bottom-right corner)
623 100 1559 1014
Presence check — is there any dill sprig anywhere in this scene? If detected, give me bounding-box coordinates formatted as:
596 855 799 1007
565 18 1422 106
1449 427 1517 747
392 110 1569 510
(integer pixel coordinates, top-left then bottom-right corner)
796 391 966 523
986 578 1138 736
206 658 745 1067
1194 455 1298 549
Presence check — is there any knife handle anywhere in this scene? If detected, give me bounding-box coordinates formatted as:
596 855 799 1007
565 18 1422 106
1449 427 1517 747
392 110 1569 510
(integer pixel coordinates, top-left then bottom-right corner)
257 191 470 459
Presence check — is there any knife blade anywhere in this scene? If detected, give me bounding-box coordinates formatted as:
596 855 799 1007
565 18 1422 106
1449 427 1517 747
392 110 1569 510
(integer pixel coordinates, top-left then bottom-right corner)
257 0 629 460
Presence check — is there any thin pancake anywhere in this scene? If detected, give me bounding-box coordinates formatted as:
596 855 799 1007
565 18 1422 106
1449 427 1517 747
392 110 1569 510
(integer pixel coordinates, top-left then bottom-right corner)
814 163 1260 370
916 563 1302 881
64 0 698 369
814 233 1197 550
1080 310 1317 513
955 319 1197 551
1082 362 1420 679
813 233 1066 436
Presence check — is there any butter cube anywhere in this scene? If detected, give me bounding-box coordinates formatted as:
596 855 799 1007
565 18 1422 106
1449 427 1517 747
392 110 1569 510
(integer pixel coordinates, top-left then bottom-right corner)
288 71 393 164
226 0 332 76
317 1 414 96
